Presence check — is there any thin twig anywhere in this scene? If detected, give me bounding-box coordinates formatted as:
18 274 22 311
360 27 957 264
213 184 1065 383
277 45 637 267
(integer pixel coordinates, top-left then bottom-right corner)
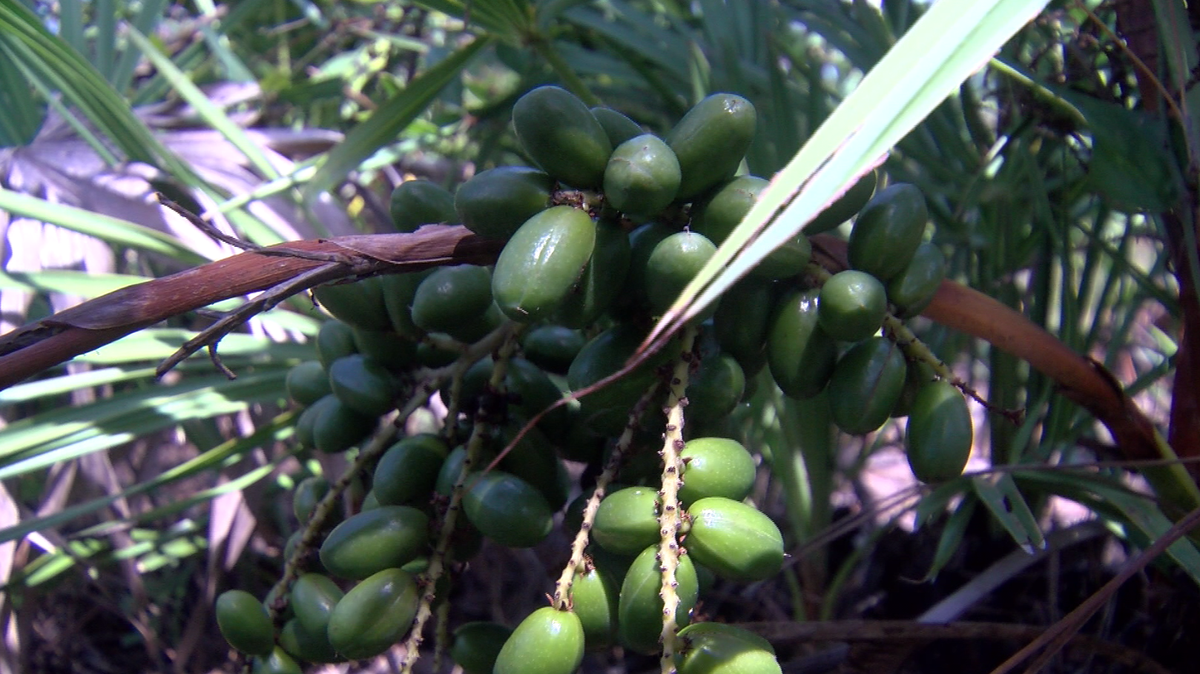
155 193 262 252
658 327 696 674
155 262 346 377
552 384 660 610
399 325 521 673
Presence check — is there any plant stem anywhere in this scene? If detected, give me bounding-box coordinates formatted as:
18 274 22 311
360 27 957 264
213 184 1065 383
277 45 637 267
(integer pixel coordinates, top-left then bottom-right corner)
552 384 660 609
400 324 522 673
657 326 696 674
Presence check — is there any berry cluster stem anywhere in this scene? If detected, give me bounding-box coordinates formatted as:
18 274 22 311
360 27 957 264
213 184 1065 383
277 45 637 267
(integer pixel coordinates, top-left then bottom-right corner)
400 324 522 673
552 383 660 610
805 261 1011 418
657 326 696 674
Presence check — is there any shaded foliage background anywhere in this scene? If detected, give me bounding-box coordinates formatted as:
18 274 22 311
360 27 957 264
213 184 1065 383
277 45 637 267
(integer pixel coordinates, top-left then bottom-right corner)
0 0 1198 673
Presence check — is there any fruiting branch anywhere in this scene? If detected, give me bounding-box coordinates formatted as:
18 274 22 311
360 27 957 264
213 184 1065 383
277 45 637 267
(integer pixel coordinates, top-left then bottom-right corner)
0 225 502 390
400 325 522 673
551 383 660 610
657 326 696 674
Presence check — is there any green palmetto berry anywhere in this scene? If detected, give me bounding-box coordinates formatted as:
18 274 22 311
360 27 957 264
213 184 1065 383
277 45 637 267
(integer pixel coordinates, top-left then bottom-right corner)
215 589 274 657
767 289 837 399
290 573 343 638
675 623 782 674
592 486 661 555
887 241 947 318
493 607 585 674
679 437 756 506
286 360 331 406
684 497 784 582
463 471 554 548
327 354 399 417
906 379 973 483
513 85 612 188
667 93 757 200
318 506 430 580
591 106 644 145
492 205 597 323
603 133 681 218
826 336 907 435
410 265 496 341
804 169 877 235
451 622 513 674
817 270 888 342
389 179 457 232
570 563 620 649
645 231 717 317
618 545 699 654
315 320 358 369
454 166 555 240
292 475 330 524
312 276 391 332
326 568 419 660
847 182 928 281
372 434 448 506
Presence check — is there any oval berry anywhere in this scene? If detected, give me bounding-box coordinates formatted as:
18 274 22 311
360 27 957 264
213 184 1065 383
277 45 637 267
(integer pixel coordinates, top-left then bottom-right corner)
327 354 399 417
493 606 585 674
373 434 449 507
906 379 973 483
251 647 303 674
886 241 946 318
847 182 928 281
618 545 699 654
685 497 784 582
667 93 757 200
826 336 907 435
215 589 274 657
645 231 717 316
410 265 495 341
279 618 342 663
455 166 554 240
804 169 877 235
492 205 597 323
451 622 513 674
309 394 376 454
463 471 554 548
767 289 837 399
327 568 419 660
817 269 888 342
290 573 343 639
593 486 661 555
679 437 756 507
591 106 644 146
286 360 331 406
521 325 586 375
513 85 612 188
389 179 456 232
312 277 390 332
318 506 430 580
315 320 358 369
604 133 681 218
570 563 620 649
553 216 631 329
675 622 782 674
291 475 330 524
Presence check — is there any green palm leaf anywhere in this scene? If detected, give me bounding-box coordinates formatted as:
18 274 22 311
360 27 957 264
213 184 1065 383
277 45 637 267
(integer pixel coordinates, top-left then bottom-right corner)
644 0 1052 348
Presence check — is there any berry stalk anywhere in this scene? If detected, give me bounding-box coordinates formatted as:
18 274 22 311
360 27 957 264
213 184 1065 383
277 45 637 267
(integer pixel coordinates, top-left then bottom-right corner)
657 326 697 674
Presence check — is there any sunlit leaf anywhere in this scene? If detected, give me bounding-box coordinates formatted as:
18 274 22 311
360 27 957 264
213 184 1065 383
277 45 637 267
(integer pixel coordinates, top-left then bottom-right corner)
644 0 1052 348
